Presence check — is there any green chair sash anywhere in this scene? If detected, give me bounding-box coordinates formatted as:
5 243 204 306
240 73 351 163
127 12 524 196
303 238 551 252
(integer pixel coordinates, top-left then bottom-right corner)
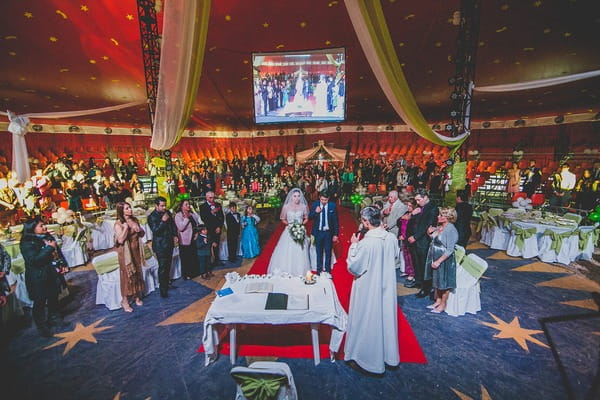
93 253 119 275
454 245 466 264
488 208 504 217
511 225 537 251
460 255 487 280
578 228 600 251
232 373 287 400
542 229 572 254
10 256 25 275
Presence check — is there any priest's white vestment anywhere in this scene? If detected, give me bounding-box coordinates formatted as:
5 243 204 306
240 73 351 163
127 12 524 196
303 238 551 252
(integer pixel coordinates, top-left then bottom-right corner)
344 227 399 373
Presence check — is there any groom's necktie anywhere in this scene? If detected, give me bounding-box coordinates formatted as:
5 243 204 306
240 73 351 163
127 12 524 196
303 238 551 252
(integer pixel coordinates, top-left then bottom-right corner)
320 204 326 230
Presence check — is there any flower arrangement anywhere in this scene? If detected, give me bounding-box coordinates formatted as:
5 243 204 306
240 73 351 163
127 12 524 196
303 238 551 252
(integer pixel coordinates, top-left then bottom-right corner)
288 221 306 248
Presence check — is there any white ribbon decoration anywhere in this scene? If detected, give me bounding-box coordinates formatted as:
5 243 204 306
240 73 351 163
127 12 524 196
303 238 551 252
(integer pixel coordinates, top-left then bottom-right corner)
7 111 31 183
474 70 600 92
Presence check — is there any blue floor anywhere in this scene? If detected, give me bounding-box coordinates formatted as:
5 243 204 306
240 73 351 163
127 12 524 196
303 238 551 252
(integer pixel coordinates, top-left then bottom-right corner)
1 229 599 399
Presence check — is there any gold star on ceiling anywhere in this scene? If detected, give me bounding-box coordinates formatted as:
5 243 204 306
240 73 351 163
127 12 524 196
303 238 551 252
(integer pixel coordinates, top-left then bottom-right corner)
262 22 269 28
300 21 307 28
451 385 492 400
480 313 549 352
8 51 16 56
325 40 331 45
24 12 33 18
81 5 89 12
111 38 119 46
102 55 109 60
89 59 96 64
126 14 134 21
56 10 68 19
225 15 231 21
44 318 113 355
49 36 58 42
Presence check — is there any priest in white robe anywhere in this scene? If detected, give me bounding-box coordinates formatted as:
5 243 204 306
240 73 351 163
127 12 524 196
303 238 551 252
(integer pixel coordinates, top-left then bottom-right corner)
345 206 399 374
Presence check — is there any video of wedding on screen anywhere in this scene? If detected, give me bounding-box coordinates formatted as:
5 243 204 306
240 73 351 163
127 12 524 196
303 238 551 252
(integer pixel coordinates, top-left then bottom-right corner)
252 48 346 125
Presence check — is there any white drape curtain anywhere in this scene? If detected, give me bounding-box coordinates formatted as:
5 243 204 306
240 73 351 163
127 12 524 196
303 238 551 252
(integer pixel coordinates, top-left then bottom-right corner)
151 0 211 150
0 100 146 119
7 112 30 183
474 70 600 92
344 0 468 147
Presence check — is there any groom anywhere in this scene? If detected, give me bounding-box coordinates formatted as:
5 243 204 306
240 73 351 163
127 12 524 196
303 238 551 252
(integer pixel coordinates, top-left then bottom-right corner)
309 191 339 275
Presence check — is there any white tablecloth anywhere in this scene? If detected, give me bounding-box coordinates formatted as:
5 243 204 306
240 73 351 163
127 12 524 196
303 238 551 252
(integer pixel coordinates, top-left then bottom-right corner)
203 275 347 365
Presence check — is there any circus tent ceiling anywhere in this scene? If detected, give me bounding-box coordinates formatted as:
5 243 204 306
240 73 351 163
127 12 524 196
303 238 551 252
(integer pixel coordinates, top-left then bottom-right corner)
0 0 598 132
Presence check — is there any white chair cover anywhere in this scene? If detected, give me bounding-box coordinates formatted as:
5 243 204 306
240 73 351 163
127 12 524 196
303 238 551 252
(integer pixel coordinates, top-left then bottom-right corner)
576 226 597 261
93 252 122 310
479 213 492 247
143 255 159 295
8 257 33 308
506 225 539 258
446 254 487 317
218 236 229 261
170 246 181 280
61 228 89 268
91 222 113 251
231 361 298 400
489 223 510 251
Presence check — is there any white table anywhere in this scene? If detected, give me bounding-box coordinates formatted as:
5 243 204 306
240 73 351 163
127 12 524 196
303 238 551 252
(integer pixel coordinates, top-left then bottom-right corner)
202 275 347 366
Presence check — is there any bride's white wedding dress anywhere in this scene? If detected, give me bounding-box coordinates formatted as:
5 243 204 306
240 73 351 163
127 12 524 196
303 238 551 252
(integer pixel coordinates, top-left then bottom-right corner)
267 209 311 276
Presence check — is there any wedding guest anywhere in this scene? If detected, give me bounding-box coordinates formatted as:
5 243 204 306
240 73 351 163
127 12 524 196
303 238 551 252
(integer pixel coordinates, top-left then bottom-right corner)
195 225 211 279
114 202 145 312
199 191 225 269
174 199 200 280
240 205 261 258
345 206 399 374
424 207 459 314
148 196 178 298
225 202 241 262
506 163 521 197
454 190 473 247
397 198 417 287
20 217 67 337
408 189 439 299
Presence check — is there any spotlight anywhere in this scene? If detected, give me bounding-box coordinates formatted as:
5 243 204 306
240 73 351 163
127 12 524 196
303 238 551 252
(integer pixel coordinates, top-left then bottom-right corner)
386 125 394 131
554 115 564 124
189 131 195 137
450 91 462 101
278 129 284 135
356 125 364 131
449 110 459 118
32 124 43 132
104 127 112 134
482 121 491 128
68 125 80 132
256 131 264 136
132 128 141 134
232 131 238 137
445 123 454 132
208 131 216 136
163 149 172 157
297 128 304 134
514 119 525 127
336 125 342 132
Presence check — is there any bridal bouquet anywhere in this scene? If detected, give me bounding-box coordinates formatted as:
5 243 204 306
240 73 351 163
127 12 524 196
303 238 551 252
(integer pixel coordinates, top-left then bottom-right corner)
288 221 306 248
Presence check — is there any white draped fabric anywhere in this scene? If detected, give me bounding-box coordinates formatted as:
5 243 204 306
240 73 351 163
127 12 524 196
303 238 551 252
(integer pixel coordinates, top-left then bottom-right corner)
475 70 600 92
7 111 30 183
0 100 146 120
151 0 211 150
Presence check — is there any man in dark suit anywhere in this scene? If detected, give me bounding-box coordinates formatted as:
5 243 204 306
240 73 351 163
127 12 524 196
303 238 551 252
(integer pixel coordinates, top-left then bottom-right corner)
148 196 178 298
199 191 225 268
309 191 339 275
408 189 439 298
522 159 542 198
225 202 241 262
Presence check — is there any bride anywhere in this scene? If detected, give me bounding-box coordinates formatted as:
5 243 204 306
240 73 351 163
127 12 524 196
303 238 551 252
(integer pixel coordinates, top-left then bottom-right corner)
267 188 311 276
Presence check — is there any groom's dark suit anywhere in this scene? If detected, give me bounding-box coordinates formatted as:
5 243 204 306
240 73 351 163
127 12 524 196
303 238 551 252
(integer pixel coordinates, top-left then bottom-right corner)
309 200 339 273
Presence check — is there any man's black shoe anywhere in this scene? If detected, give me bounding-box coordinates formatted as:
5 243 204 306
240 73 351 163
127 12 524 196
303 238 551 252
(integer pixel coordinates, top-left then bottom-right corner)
415 290 429 298
168 284 178 289
160 290 168 298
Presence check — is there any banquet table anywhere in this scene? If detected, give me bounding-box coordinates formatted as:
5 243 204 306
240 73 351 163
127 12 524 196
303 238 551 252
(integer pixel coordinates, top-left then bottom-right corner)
202 274 347 366
499 212 578 234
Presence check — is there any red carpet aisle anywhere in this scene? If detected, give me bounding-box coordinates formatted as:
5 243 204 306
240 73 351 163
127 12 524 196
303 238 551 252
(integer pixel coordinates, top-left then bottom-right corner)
199 206 426 363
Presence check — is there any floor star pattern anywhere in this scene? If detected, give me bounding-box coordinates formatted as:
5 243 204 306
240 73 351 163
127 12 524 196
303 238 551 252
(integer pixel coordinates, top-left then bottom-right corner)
480 313 549 352
451 385 492 400
44 318 113 355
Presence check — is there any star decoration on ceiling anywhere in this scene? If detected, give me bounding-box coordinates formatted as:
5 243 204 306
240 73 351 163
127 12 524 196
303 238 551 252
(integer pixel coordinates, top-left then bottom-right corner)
56 10 68 19
24 12 33 18
262 22 269 28
126 14 134 21
300 21 307 28
451 385 492 400
480 313 549 352
81 5 89 12
44 318 114 355
49 36 58 42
